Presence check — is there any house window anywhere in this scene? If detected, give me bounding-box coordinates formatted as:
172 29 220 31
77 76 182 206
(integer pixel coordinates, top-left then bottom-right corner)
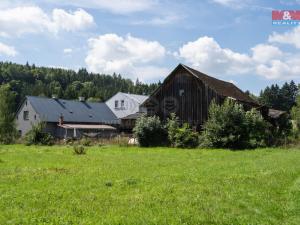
34 114 37 120
23 111 29 120
18 130 22 136
115 100 119 108
121 100 125 108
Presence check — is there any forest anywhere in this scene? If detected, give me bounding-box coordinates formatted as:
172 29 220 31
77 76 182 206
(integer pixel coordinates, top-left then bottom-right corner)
0 61 160 110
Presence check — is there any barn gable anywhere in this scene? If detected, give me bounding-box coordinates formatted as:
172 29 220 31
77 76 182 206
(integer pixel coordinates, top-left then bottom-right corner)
142 64 259 129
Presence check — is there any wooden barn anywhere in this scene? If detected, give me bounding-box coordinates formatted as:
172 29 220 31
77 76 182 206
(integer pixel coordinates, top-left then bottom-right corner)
142 64 275 130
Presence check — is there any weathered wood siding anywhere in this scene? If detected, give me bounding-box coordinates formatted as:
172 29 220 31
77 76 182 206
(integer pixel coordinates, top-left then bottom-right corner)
145 67 223 129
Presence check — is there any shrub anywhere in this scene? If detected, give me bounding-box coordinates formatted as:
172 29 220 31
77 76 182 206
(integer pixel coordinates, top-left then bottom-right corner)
245 109 270 148
73 145 86 155
133 115 168 147
269 113 292 146
25 122 54 145
200 99 270 149
174 123 199 148
166 113 179 146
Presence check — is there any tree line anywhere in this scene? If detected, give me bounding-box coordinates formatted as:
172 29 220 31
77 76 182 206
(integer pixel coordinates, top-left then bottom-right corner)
0 61 160 111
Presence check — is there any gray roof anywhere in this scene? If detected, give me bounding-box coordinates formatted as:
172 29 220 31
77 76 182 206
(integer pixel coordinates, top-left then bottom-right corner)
121 112 145 120
121 92 148 104
26 96 119 124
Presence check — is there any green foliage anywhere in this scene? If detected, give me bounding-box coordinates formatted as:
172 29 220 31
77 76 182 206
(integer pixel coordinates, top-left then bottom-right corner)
25 122 54 145
133 115 168 147
200 99 270 149
0 84 18 144
174 123 199 148
270 113 292 145
291 94 300 135
0 62 159 112
245 109 271 148
73 145 87 155
166 113 179 146
259 81 298 111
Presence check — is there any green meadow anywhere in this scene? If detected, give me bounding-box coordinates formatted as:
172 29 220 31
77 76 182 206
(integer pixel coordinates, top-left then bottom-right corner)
0 145 299 225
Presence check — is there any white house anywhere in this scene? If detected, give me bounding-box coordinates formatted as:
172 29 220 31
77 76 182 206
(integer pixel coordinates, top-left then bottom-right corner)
105 92 148 119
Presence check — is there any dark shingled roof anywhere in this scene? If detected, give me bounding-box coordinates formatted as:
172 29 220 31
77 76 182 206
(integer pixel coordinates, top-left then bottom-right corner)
26 96 119 124
181 64 258 105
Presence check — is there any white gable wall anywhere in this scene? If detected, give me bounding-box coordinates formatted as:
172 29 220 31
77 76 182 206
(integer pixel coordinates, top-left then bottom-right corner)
106 92 148 118
16 99 41 136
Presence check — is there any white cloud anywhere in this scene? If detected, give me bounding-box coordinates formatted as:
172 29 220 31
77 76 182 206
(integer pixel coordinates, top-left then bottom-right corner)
176 36 253 75
45 0 156 14
0 42 17 56
251 44 283 63
0 6 94 37
85 33 166 81
63 48 73 54
132 14 181 26
176 36 300 80
52 8 94 32
256 58 300 80
268 26 300 48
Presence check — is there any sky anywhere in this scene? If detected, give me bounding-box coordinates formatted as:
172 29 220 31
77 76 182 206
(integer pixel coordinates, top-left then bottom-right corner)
0 0 300 94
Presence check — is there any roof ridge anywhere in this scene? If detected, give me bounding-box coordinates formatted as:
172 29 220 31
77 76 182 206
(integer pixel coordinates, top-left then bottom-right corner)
179 64 258 105
181 64 233 85
27 95 105 104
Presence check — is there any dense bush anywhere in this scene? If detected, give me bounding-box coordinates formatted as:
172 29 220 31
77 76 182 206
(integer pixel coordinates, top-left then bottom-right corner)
133 115 168 147
245 109 271 148
270 113 292 145
174 123 199 148
25 122 54 145
200 99 270 149
166 114 199 148
166 113 179 146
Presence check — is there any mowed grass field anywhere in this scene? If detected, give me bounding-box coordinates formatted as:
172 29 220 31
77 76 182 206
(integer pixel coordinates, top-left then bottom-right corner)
0 145 300 225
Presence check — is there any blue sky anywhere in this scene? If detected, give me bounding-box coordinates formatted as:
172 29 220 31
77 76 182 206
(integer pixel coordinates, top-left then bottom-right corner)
0 0 300 94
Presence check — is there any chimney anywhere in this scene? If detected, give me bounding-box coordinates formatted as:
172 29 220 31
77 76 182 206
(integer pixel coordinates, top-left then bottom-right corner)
59 114 64 125
79 96 85 102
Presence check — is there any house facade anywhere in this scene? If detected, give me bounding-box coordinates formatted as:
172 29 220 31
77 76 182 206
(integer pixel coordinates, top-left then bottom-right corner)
105 92 148 130
142 64 271 130
16 96 119 138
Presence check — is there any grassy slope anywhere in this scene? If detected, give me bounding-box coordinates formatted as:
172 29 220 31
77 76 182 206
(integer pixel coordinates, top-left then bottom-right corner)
0 145 299 225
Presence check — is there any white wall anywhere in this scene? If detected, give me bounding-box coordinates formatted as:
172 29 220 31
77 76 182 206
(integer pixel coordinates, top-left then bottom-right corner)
16 99 41 136
106 92 145 118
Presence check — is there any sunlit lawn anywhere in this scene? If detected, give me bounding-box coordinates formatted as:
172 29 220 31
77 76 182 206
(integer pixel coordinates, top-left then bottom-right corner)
0 145 299 225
